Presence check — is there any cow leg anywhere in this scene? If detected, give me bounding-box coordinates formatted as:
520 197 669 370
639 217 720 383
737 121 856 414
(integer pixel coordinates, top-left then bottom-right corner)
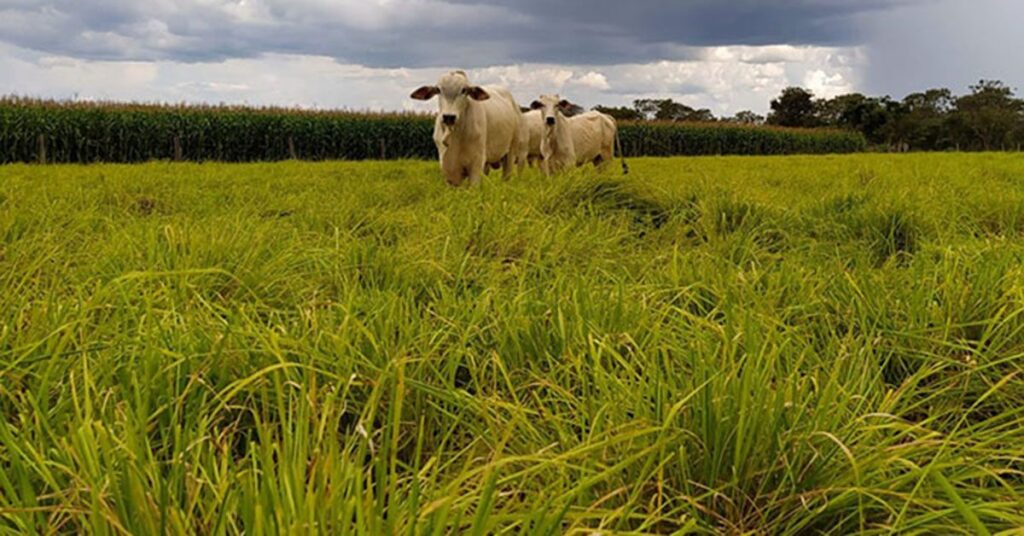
594 144 614 171
549 157 567 176
502 154 514 180
467 159 485 186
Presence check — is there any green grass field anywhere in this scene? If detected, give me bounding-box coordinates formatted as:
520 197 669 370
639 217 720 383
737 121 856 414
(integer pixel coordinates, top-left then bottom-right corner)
2 154 1024 534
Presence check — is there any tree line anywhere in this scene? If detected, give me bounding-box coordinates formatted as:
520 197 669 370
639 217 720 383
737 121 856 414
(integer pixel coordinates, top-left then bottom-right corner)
593 80 1024 151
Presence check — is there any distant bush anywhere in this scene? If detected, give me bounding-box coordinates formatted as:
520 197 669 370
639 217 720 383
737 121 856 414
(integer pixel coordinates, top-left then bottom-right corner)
0 97 865 164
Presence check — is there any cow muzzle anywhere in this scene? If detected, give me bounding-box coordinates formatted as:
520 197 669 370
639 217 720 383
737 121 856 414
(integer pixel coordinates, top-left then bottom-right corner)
545 116 556 126
442 114 457 126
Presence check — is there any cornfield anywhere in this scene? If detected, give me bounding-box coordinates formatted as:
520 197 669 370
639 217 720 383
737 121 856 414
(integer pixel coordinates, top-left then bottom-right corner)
618 121 867 156
0 97 866 164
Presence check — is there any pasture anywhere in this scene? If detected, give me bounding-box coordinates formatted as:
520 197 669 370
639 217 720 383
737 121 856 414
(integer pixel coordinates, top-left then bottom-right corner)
1 154 1024 534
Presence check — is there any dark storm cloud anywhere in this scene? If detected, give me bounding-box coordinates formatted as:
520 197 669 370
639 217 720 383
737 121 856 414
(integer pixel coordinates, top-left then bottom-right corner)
861 0 1024 98
447 0 916 47
0 0 924 67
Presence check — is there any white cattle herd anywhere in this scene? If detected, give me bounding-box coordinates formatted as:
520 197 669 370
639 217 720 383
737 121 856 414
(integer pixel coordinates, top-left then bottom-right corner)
412 70 628 187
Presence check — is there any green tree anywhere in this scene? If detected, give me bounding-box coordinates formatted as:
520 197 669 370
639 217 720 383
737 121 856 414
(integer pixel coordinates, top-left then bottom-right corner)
686 108 717 122
592 105 643 121
633 98 674 120
767 87 819 128
727 110 765 125
951 80 1024 150
844 96 893 145
815 94 867 127
633 98 716 122
884 89 954 150
813 93 896 146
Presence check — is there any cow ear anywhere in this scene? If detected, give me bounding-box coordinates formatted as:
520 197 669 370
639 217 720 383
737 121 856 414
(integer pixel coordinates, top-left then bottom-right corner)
465 86 490 101
411 86 440 100
530 100 544 110
558 99 573 110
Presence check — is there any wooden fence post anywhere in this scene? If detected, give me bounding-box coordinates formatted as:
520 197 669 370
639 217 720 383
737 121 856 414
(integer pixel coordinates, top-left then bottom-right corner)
288 136 297 160
37 134 47 164
380 139 387 160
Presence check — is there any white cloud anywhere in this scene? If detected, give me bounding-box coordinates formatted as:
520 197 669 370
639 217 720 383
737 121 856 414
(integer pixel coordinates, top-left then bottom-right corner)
803 70 852 98
0 41 864 115
575 71 610 90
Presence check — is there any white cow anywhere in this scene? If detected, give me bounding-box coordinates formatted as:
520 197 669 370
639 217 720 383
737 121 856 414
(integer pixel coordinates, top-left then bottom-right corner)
514 109 546 174
411 71 523 187
530 94 628 176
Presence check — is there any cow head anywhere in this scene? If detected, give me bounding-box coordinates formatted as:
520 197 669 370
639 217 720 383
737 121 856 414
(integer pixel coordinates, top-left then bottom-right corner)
530 94 573 128
411 70 490 127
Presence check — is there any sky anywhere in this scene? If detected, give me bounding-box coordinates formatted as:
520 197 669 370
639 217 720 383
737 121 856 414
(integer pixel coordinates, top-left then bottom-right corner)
0 0 1020 115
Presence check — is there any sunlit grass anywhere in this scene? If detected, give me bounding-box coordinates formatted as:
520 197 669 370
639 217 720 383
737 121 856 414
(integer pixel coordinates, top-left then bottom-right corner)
1 154 1023 534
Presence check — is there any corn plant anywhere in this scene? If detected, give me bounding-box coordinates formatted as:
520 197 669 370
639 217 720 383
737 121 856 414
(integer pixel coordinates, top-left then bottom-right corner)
1 97 865 164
